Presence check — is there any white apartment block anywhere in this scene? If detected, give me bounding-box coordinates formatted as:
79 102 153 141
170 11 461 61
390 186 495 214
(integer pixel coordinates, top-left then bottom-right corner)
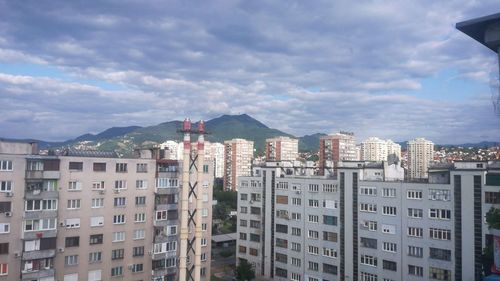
224 139 254 191
159 140 183 160
208 142 225 178
0 140 213 281
361 137 402 162
236 159 500 281
408 138 434 180
265 136 299 162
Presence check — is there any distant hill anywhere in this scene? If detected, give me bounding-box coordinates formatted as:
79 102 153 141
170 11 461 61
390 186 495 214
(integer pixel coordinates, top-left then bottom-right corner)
2 114 498 155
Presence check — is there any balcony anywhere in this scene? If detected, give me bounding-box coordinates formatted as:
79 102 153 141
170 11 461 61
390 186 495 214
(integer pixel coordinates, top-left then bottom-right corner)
24 210 58 220
153 219 175 227
21 268 55 281
152 267 177 278
22 230 57 240
25 190 58 200
25 170 60 180
155 203 178 211
153 250 177 261
22 249 56 260
154 233 178 244
155 187 178 195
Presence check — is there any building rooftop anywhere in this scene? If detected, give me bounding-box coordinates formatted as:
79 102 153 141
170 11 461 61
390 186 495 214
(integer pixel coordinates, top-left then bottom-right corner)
62 149 118 158
456 12 500 52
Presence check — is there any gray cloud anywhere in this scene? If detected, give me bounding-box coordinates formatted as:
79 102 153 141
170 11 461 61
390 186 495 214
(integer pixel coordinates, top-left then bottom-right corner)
0 0 499 144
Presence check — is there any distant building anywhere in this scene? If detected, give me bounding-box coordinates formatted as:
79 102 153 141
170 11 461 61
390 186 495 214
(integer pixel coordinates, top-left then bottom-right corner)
407 138 434 179
361 137 402 162
208 142 225 178
224 139 254 191
265 136 299 162
159 140 183 160
319 132 357 176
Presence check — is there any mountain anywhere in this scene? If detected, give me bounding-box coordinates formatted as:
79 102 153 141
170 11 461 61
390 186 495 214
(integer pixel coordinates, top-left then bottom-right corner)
73 126 142 142
298 133 327 152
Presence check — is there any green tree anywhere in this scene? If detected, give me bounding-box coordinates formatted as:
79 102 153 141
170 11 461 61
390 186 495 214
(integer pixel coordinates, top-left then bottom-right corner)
235 259 255 281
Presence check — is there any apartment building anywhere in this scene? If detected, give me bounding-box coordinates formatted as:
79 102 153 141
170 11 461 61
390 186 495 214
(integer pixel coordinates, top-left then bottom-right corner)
236 159 500 281
208 142 225 179
0 140 213 281
319 132 357 176
224 139 254 191
265 136 299 162
407 138 434 180
361 137 402 162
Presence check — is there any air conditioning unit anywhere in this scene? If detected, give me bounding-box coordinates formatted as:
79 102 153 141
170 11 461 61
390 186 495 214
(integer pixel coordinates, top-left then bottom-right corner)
59 222 65 227
5 192 13 197
249 200 254 204
58 247 64 252
4 212 12 217
99 190 106 195
14 252 20 258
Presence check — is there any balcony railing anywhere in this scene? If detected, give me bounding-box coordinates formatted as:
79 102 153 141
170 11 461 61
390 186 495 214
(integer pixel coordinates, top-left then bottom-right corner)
22 249 56 260
21 268 55 280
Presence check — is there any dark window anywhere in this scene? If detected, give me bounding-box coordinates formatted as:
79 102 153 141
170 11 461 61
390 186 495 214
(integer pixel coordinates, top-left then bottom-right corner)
116 163 128 172
250 233 260 242
360 237 377 249
275 252 287 263
323 263 338 275
65 236 80 247
69 162 83 171
111 248 125 260
383 260 397 271
135 196 146 206
430 247 452 261
90 234 103 245
487 173 500 186
40 238 56 250
250 207 261 215
0 202 11 213
323 215 338 226
93 162 106 172
323 231 338 242
167 210 178 220
276 224 288 234
0 243 8 254
133 246 144 256
486 192 500 204
275 267 287 278
43 159 60 171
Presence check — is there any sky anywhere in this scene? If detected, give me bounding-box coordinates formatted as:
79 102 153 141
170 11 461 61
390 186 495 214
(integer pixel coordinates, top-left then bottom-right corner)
0 0 499 144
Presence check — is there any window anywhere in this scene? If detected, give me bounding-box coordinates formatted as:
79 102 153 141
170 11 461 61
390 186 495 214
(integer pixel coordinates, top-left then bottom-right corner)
203 164 209 173
64 255 79 266
131 263 143 273
429 189 451 201
116 163 128 172
64 218 80 229
67 199 81 209
323 231 337 242
308 215 319 223
91 198 104 208
251 193 261 201
113 214 125 224
238 246 246 253
292 198 301 205
68 181 82 191
291 257 301 267
240 193 248 200
167 225 177 235
276 238 287 248
323 199 338 209
133 246 145 256
93 162 106 171
136 180 148 189
202 223 207 231
360 272 377 281
382 224 395 234
291 273 301 281
114 180 127 190
360 237 377 249
276 224 288 234
275 267 287 278
382 188 396 197
111 248 125 259
277 182 288 190
382 206 397 216
429 267 451 281
308 184 319 192
134 213 146 223
407 190 422 199
323 263 337 275
292 227 301 236
92 181 104 190
323 183 337 192
249 248 258 256
202 208 208 217
360 186 377 196
89 234 103 245
65 236 80 247
69 162 83 171
201 238 208 246
25 199 57 211
308 230 319 239
323 215 337 226
408 246 423 258
360 255 377 266
133 229 145 240
23 219 56 231
136 163 148 173
111 266 123 277
429 209 451 220
291 242 301 252
430 247 452 261
291 212 301 220
407 227 423 238
239 232 247 240
0 181 12 192
114 197 126 207
429 228 451 240
0 160 13 171
90 216 104 227
240 206 249 214
240 219 247 227
308 245 319 255
360 203 377 213
276 195 288 204
383 260 397 271
308 199 319 207
275 252 287 263
408 265 423 276
135 196 146 206
361 220 377 231
323 247 337 258
0 243 7 254
113 231 125 242
250 207 261 215
383 242 397 253
308 261 319 271
408 208 423 218
88 251 102 263
250 220 260 228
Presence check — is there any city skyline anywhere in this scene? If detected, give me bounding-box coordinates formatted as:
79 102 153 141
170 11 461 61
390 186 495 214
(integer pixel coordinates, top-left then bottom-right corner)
0 1 499 144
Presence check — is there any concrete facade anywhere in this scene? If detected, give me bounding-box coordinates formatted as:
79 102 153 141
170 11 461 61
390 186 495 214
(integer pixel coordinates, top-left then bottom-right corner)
319 133 357 176
407 138 434 180
265 137 299 162
223 139 253 191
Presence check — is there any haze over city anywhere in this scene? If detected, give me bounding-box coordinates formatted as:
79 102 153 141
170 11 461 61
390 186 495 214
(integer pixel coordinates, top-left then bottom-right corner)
0 1 499 143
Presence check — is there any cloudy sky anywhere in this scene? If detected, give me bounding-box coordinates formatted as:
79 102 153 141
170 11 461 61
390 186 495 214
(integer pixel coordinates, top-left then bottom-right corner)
0 0 499 144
